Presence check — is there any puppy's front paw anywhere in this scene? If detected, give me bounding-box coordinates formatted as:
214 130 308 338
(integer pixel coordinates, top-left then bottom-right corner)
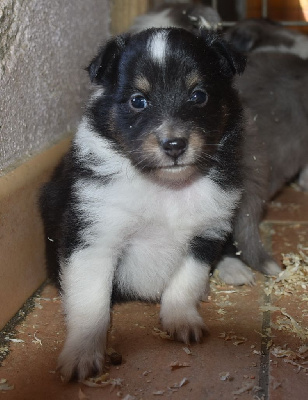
216 256 255 286
160 307 206 344
261 260 281 276
299 165 308 191
58 340 104 382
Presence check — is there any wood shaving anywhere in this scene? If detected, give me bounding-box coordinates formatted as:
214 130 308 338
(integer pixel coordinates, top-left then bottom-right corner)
153 327 172 340
219 371 231 381
299 345 308 354
279 309 307 340
82 374 123 390
153 390 165 395
232 381 256 395
284 359 308 373
271 345 308 373
169 361 190 370
233 340 247 346
218 332 247 344
168 377 189 389
182 347 192 355
5 338 24 343
32 331 42 346
122 395 136 400
264 307 308 340
259 305 281 313
34 299 43 309
0 378 14 391
264 248 308 297
260 302 308 339
272 379 282 390
78 388 89 400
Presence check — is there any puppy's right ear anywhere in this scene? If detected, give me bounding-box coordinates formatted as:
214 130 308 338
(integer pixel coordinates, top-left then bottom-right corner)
202 32 246 77
86 34 130 85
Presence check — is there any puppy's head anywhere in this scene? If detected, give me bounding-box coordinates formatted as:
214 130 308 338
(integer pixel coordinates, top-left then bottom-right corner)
224 18 288 53
86 28 246 185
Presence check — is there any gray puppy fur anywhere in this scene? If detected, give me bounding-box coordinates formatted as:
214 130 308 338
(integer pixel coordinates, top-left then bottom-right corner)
130 3 222 34
224 18 308 59
231 51 308 277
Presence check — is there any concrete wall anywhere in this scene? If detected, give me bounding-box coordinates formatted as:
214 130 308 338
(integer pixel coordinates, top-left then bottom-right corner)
0 0 110 174
0 0 110 329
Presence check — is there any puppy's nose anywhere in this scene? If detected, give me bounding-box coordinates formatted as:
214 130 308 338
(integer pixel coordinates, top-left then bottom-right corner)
161 138 188 159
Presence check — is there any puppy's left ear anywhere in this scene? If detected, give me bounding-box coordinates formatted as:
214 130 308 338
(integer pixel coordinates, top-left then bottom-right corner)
202 31 246 77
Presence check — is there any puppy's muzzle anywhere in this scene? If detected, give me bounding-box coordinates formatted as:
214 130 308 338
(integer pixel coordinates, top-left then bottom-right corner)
161 138 188 160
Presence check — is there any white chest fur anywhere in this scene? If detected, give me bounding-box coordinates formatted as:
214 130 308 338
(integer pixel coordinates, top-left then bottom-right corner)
75 168 239 299
73 126 240 299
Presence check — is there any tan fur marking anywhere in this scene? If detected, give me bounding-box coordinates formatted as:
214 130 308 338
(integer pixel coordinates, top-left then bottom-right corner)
134 75 151 93
142 134 161 160
185 71 202 91
189 131 205 152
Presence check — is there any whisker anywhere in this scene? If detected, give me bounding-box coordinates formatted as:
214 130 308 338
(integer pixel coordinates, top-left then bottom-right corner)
196 153 220 164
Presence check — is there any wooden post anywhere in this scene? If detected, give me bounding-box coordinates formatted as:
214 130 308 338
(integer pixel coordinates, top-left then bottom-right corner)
110 0 151 34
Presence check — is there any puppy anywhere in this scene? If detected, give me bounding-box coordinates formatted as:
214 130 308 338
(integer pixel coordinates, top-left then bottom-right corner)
40 28 246 381
224 18 308 59
130 3 222 34
220 19 308 283
131 11 308 285
221 51 308 284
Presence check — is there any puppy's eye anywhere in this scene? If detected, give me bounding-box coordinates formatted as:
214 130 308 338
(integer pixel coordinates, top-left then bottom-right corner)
189 90 208 106
130 95 148 110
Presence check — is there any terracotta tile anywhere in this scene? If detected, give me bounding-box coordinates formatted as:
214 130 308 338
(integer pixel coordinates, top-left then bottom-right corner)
265 186 308 223
1 185 307 400
0 282 269 400
261 221 308 399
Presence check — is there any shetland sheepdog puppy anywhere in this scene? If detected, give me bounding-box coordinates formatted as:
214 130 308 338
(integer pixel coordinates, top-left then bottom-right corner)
40 28 246 380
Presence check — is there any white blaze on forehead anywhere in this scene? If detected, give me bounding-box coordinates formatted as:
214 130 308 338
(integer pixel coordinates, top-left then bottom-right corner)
148 31 168 63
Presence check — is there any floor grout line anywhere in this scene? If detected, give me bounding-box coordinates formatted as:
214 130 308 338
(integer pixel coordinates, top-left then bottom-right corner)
262 220 308 225
258 279 272 400
258 221 276 400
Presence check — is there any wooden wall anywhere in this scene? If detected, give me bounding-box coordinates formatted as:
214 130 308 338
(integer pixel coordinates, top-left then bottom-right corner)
247 0 308 32
110 0 308 34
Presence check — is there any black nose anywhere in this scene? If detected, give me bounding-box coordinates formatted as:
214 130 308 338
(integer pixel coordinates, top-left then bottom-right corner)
161 138 188 159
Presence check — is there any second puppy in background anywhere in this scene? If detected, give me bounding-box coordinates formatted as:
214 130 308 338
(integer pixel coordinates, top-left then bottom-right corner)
131 3 222 33
224 18 308 59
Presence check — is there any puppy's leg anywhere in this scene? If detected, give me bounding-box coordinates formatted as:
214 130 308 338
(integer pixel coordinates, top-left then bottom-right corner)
299 164 308 191
216 237 255 286
160 238 220 343
58 247 115 381
233 192 281 276
216 256 255 286
160 256 209 343
233 118 281 276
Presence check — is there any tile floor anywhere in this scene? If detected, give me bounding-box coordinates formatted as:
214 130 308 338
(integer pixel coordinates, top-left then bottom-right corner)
0 184 307 400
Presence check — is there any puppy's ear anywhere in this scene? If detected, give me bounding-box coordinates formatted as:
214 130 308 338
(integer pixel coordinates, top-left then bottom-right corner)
86 34 130 84
224 27 259 53
202 31 246 77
